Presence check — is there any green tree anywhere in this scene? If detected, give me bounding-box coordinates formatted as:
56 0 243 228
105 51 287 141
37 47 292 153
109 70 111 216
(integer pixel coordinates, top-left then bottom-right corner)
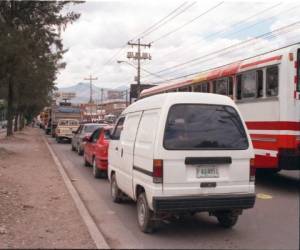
0 0 81 135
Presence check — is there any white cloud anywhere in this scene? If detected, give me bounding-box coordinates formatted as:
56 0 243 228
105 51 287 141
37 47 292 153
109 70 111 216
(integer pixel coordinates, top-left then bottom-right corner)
56 0 300 89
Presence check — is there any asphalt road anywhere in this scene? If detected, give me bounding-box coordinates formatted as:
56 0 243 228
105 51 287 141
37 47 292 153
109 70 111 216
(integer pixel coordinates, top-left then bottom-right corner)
46 135 300 249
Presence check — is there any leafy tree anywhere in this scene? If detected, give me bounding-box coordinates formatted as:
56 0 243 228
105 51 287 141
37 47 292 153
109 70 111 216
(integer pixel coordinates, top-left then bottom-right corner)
0 0 81 135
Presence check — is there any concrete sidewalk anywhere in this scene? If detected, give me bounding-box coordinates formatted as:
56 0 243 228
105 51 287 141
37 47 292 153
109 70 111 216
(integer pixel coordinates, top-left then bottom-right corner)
0 127 96 248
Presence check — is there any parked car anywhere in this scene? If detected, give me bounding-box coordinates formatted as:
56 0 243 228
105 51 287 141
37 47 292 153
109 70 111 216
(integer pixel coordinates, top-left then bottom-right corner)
83 126 112 178
55 119 79 143
108 92 255 233
71 123 105 155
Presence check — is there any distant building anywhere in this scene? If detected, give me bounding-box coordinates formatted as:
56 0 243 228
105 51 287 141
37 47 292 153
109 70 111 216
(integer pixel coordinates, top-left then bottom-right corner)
100 99 128 117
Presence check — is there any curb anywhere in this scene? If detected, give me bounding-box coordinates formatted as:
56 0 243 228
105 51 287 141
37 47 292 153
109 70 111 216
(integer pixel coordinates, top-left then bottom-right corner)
43 137 110 249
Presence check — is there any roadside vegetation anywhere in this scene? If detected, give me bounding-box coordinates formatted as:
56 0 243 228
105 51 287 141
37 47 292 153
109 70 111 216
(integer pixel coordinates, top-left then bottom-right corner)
0 1 82 136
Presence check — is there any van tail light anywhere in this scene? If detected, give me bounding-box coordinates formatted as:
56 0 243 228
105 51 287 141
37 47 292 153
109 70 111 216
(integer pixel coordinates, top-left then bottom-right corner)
250 165 256 182
153 159 163 183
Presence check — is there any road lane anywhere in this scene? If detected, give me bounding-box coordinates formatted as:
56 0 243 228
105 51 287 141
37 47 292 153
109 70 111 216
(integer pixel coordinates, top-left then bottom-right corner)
47 135 299 249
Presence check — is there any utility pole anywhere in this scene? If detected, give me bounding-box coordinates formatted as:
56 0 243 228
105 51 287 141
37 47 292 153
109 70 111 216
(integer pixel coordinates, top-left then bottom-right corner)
127 39 151 98
84 74 98 104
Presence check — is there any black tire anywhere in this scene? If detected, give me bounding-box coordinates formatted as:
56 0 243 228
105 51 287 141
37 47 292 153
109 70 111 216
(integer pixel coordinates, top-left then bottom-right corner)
56 137 61 143
77 145 83 156
111 174 122 203
71 143 75 151
84 155 90 167
137 192 155 233
92 158 102 178
217 211 239 228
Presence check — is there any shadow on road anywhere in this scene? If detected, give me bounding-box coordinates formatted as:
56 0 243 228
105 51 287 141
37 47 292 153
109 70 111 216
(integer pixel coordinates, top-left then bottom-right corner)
256 171 300 194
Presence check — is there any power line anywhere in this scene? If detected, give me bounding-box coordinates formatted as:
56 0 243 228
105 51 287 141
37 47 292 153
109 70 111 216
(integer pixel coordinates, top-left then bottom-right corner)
144 20 300 78
152 2 282 63
143 22 300 84
145 40 300 87
138 1 197 40
130 1 188 41
149 2 224 44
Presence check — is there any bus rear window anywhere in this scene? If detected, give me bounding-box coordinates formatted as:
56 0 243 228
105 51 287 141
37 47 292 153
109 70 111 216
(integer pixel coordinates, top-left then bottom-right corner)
163 104 249 150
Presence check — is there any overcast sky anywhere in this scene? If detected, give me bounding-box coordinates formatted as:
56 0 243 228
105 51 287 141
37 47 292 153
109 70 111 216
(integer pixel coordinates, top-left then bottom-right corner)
56 0 300 89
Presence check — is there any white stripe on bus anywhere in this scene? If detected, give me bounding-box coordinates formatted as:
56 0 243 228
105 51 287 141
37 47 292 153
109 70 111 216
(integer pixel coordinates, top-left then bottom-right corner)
254 149 278 157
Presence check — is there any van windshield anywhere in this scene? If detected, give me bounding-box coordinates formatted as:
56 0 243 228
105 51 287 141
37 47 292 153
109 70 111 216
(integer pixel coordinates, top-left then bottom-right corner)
163 104 249 150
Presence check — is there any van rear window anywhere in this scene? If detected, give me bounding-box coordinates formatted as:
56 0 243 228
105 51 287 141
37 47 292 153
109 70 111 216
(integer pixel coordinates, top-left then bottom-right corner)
163 104 249 150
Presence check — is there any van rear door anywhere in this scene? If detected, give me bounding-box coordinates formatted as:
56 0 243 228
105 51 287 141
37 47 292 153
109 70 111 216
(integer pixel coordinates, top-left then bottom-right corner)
161 104 252 195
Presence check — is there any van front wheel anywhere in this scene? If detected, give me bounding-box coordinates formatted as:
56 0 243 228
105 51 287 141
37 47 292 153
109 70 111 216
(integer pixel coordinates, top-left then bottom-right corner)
217 211 239 228
137 192 154 233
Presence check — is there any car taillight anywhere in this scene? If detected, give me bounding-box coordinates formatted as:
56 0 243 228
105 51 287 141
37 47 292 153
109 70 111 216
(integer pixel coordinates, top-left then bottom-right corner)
153 159 163 183
250 165 256 182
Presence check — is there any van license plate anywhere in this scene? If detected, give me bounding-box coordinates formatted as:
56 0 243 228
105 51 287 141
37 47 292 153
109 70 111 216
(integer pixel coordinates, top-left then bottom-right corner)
197 167 219 178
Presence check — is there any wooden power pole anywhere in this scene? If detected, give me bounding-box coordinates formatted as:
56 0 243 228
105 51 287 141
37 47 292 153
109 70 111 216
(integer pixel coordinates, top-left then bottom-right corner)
127 39 151 98
84 74 98 104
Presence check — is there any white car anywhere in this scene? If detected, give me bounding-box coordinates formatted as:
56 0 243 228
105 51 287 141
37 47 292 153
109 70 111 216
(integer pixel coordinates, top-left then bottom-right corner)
108 92 255 233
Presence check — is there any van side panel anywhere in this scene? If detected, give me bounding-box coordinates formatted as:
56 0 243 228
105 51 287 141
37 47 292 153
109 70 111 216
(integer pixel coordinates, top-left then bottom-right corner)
119 112 142 198
133 109 161 201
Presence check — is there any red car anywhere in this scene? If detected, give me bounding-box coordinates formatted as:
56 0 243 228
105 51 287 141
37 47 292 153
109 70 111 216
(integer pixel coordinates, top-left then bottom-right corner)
83 126 111 178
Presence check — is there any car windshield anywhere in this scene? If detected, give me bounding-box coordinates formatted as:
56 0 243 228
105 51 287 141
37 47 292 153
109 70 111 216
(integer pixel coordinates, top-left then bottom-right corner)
164 104 249 150
68 120 79 126
58 120 68 126
84 125 101 133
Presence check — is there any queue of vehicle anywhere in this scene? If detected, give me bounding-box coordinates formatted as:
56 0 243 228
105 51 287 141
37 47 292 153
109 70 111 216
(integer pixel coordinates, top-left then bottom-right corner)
42 92 256 234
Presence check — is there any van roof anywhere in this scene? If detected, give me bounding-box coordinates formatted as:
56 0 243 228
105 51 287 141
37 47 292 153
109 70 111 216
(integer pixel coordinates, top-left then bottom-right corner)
123 92 236 114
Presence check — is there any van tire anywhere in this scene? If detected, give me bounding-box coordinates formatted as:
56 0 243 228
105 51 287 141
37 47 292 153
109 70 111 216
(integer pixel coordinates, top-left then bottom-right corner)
137 192 154 233
111 174 122 203
217 211 239 228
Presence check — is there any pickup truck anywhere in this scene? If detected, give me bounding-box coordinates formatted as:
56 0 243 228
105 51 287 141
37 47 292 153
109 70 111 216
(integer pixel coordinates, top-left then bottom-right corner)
55 119 79 143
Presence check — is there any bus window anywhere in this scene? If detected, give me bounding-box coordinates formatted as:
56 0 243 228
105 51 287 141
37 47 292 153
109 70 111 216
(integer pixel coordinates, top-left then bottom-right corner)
193 84 202 92
178 86 189 92
228 77 233 96
202 82 209 92
237 75 242 100
257 70 263 98
194 82 209 93
297 49 300 91
214 78 228 95
266 66 279 97
242 71 256 99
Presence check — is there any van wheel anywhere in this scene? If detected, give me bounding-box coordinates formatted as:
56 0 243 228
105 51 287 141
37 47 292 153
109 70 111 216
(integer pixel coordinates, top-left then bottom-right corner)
137 192 154 233
56 137 61 143
92 158 102 178
111 174 122 203
217 211 239 228
71 144 75 151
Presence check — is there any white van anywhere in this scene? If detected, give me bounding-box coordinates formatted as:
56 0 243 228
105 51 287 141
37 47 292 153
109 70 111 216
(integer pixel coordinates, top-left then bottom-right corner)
108 92 255 233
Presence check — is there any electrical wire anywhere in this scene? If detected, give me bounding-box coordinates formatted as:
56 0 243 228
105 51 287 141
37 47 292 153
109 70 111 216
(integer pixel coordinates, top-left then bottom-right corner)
143 23 300 85
130 1 188 41
143 20 300 78
149 2 224 44
138 1 197 40
152 2 282 63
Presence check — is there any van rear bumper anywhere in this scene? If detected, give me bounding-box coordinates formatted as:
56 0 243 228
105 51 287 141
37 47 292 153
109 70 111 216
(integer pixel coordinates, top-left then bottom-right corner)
152 194 255 212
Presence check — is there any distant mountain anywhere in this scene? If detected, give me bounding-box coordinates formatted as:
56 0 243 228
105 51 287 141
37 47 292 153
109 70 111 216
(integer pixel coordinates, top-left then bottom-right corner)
58 82 129 104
